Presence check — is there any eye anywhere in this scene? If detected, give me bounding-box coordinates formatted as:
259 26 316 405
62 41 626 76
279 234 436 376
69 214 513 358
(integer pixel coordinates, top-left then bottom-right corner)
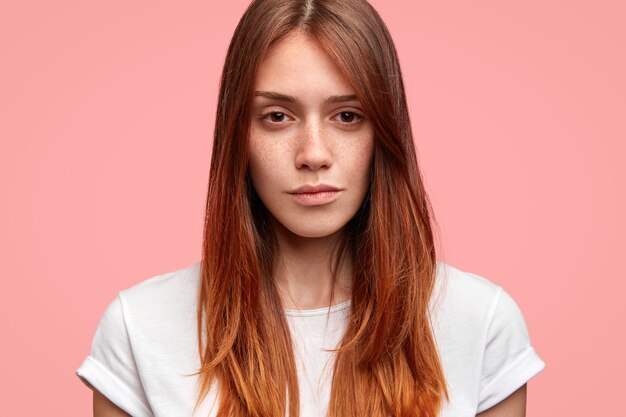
334 111 363 126
261 111 292 125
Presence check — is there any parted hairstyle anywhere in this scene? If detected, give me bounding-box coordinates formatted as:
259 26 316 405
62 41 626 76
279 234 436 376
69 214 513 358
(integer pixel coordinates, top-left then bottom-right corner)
190 0 449 416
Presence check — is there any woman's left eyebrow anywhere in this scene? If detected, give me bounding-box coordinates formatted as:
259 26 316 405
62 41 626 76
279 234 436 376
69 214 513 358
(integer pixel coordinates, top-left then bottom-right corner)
254 90 358 104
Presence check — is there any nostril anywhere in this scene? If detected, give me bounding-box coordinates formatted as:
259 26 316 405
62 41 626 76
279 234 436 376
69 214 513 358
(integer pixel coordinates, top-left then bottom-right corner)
295 141 332 170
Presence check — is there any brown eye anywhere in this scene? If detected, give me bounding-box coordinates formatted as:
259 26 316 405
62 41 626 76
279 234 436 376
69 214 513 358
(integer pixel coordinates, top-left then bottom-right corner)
341 112 355 122
335 111 362 125
270 112 285 122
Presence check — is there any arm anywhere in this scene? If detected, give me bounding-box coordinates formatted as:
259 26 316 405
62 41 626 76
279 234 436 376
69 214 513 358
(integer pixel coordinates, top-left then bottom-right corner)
476 384 527 417
93 389 132 417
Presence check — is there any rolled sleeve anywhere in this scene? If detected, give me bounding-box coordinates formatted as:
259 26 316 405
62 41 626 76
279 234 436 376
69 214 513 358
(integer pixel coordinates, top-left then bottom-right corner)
476 287 546 413
76 294 153 417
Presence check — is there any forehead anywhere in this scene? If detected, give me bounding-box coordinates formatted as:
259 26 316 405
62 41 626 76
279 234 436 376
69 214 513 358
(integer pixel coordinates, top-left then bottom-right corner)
253 31 354 95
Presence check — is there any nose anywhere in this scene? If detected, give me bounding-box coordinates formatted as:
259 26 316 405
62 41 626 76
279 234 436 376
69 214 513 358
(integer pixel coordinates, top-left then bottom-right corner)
294 119 333 170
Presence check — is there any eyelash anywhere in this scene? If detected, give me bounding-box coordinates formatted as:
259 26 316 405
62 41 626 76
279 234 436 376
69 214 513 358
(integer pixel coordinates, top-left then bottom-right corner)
259 110 364 127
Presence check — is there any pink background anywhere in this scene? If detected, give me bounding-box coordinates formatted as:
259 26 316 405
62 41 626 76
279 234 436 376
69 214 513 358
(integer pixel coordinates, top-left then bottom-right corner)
1 0 624 415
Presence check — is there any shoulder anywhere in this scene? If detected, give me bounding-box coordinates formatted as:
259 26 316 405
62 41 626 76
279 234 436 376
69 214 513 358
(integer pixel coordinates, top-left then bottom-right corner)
120 261 201 298
430 262 545 414
118 261 201 310
431 261 505 320
76 262 204 416
115 262 201 336
429 261 525 348
430 261 544 376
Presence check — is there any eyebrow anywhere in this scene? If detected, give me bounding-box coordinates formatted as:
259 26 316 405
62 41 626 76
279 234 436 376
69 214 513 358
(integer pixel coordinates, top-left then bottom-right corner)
254 90 359 104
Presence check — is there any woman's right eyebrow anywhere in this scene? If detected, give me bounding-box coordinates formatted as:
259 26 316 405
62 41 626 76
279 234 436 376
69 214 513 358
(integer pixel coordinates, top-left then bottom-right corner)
254 90 359 104
254 90 298 103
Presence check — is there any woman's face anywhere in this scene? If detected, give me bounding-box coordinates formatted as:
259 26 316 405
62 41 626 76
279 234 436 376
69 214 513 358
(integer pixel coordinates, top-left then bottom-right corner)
248 30 375 239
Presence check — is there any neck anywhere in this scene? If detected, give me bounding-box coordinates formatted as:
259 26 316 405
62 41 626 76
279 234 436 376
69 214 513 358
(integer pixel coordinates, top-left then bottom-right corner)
270 217 353 310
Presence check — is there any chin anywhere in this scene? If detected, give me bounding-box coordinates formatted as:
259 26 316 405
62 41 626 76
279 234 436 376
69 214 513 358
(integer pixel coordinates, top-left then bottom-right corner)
288 227 342 239
276 217 348 239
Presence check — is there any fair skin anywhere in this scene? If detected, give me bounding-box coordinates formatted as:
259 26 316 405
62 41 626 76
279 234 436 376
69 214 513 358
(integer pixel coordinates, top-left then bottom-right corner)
476 384 527 417
93 389 131 417
248 29 374 310
92 28 527 417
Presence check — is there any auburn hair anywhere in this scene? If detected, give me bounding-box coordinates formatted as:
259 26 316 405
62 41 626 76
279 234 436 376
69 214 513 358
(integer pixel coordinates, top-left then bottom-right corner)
191 0 449 416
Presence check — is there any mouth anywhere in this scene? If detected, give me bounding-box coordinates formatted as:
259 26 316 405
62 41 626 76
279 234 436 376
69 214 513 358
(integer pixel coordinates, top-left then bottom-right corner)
289 190 342 206
287 183 343 206
289 183 342 194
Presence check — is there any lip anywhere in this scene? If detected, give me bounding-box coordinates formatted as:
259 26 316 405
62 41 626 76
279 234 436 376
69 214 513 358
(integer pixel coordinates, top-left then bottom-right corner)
289 184 342 194
288 184 342 206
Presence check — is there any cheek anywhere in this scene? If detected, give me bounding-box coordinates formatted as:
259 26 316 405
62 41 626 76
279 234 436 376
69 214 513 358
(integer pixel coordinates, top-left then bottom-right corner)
247 137 283 191
247 148 267 191
343 137 375 185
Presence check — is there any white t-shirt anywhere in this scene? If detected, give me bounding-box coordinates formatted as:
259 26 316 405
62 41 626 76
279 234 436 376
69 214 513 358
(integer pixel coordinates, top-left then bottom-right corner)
76 261 545 416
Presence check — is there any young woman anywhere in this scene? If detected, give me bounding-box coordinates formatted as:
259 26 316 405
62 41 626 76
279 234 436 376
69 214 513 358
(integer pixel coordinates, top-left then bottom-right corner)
76 1 545 416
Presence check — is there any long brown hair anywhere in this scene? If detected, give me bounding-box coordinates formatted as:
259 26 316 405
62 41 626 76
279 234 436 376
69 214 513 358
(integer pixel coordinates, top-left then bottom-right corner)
191 0 448 416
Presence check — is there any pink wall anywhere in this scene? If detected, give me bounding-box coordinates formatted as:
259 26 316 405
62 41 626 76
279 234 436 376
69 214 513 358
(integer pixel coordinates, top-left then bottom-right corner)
1 0 624 415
